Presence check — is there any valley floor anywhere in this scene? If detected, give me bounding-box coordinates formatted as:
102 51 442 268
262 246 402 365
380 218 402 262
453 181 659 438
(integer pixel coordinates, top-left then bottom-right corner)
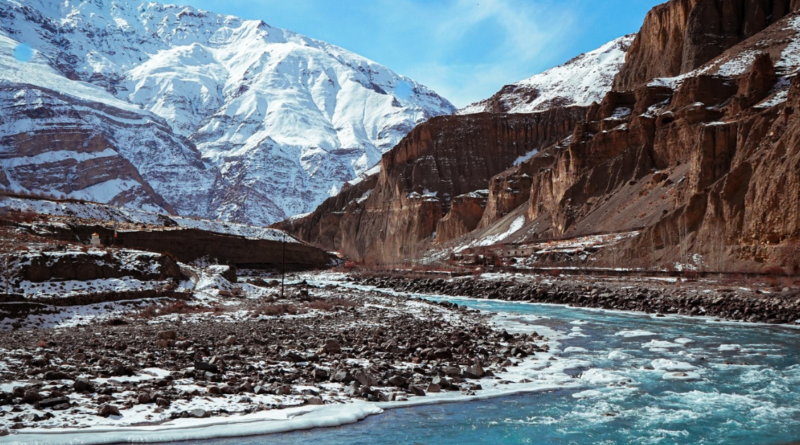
1 267 798 443
0 270 563 442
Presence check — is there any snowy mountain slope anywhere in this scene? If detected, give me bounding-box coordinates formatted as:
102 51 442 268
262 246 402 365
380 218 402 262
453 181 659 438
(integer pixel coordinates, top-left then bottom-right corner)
0 195 300 242
459 35 635 115
0 0 455 225
0 33 217 214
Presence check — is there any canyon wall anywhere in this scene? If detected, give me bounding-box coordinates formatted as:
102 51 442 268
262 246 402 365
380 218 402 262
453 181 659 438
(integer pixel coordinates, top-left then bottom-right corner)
614 0 800 91
283 0 800 271
280 109 586 262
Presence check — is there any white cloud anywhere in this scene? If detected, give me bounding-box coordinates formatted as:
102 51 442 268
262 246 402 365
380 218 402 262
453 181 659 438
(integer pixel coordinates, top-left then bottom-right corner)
369 0 578 107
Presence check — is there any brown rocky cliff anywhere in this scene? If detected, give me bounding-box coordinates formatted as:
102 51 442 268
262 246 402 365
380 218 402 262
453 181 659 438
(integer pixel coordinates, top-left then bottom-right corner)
436 191 488 244
614 0 799 91
272 174 378 253
280 109 586 262
515 29 798 269
478 152 557 231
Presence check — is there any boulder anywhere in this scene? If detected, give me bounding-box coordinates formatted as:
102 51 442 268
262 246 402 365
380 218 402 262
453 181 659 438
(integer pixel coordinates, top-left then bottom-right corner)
464 363 484 379
44 370 73 381
73 379 94 393
353 370 379 388
157 331 177 341
97 404 120 417
37 397 70 409
190 409 209 418
195 362 219 374
388 375 407 387
426 383 441 393
332 370 354 383
22 389 41 403
324 339 342 354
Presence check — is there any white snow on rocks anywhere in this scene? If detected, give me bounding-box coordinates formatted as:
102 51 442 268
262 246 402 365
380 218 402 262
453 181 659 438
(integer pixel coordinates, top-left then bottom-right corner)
459 35 635 115
0 0 455 225
0 196 298 242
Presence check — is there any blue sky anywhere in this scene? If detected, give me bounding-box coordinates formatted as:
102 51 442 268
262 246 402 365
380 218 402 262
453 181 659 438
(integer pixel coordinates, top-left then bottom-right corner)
188 0 665 108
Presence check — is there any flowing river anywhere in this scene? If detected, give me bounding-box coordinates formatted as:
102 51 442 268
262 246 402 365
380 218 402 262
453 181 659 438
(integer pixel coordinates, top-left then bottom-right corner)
164 283 800 445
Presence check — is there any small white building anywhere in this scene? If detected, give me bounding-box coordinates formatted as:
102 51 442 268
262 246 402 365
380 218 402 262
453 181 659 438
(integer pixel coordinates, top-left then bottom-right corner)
90 232 102 248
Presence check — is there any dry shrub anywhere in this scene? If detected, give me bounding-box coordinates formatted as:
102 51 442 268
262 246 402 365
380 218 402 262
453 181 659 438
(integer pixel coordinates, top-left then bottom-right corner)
548 269 562 278
136 300 213 318
304 298 357 311
255 303 303 316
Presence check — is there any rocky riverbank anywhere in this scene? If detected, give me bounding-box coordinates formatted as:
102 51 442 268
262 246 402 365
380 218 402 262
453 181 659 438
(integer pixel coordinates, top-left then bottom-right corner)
356 274 800 325
0 283 549 435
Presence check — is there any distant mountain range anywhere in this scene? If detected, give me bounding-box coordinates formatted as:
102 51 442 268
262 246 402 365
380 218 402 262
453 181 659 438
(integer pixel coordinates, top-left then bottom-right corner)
0 0 455 225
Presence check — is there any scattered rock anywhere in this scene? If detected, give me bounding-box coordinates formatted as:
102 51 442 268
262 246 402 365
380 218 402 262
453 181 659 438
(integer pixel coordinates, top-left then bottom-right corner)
37 397 70 409
157 331 177 341
74 378 94 393
464 363 484 379
190 408 209 418
43 370 72 381
137 393 152 404
324 339 341 353
195 361 219 374
97 404 120 417
22 389 41 403
354 370 378 388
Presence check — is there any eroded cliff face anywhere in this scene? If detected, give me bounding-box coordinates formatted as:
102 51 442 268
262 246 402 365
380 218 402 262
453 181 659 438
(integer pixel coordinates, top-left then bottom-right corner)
493 10 800 270
436 191 488 244
282 109 586 262
284 0 800 270
613 0 800 91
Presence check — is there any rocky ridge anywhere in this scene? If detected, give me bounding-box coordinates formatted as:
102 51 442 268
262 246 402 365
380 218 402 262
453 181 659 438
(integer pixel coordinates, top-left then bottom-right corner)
276 108 586 262
460 35 635 115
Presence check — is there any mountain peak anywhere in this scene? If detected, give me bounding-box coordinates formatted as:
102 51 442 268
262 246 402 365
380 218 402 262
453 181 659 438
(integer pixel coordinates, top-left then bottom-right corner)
458 34 635 115
0 0 455 225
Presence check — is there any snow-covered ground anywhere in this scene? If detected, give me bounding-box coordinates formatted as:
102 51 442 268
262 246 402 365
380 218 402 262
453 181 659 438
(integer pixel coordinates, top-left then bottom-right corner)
0 275 576 444
0 196 299 242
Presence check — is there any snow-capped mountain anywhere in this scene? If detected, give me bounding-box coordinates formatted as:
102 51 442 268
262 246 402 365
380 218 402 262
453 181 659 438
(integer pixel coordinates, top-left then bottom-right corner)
459 35 634 114
0 0 455 225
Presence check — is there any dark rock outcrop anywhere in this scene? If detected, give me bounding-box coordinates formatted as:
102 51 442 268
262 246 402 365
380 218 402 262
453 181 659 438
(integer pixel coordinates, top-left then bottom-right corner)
613 0 800 91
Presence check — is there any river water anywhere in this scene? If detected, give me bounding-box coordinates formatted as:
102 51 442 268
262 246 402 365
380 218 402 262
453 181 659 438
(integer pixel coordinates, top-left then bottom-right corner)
172 287 800 445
